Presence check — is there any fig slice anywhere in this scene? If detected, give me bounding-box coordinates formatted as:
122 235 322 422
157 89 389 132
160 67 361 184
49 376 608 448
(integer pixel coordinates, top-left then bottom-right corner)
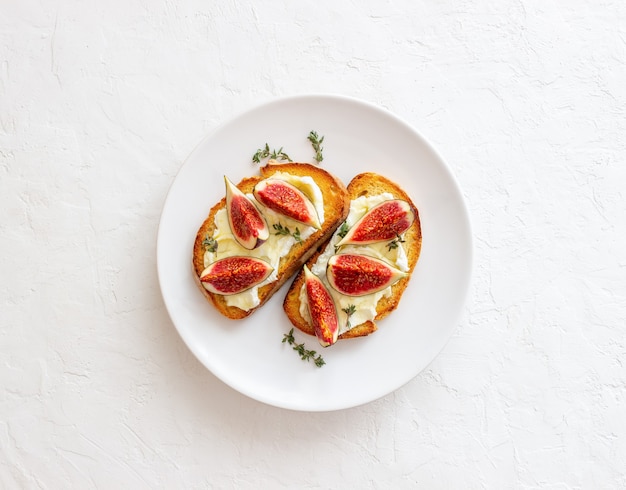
303 265 339 347
253 178 321 229
336 199 415 247
200 256 273 295
327 254 408 296
225 176 270 250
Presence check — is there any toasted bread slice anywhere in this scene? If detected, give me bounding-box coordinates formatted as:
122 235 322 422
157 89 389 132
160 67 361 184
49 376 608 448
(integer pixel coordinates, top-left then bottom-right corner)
283 172 422 340
193 162 350 319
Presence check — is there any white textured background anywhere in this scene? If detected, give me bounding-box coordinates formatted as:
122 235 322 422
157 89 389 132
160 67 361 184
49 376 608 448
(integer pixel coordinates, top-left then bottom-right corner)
2 0 625 488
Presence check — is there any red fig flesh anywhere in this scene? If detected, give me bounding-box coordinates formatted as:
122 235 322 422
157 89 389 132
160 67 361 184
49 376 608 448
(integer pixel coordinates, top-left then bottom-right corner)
200 256 273 295
336 199 414 247
253 179 321 229
303 265 339 347
327 254 407 296
225 176 270 250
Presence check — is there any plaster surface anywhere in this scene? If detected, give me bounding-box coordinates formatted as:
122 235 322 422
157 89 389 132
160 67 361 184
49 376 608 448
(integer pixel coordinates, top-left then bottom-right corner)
1 1 625 488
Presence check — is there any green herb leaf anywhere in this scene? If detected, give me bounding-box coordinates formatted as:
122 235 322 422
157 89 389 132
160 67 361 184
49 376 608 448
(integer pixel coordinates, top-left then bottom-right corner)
282 328 325 367
387 233 406 251
273 223 303 244
253 143 291 164
307 130 324 163
334 222 350 252
202 235 218 253
282 329 295 344
252 143 270 164
270 146 291 162
314 356 326 367
337 222 349 239
342 304 357 329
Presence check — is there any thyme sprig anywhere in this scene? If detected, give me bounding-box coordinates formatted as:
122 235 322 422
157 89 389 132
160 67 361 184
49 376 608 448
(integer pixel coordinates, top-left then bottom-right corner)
202 235 218 253
342 304 356 330
387 233 406 251
307 130 324 163
282 328 325 367
337 222 350 238
273 223 302 243
252 130 323 164
252 143 291 164
334 222 350 252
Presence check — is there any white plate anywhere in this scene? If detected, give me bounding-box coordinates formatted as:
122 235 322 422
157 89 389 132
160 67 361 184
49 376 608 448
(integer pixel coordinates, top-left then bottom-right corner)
157 94 472 411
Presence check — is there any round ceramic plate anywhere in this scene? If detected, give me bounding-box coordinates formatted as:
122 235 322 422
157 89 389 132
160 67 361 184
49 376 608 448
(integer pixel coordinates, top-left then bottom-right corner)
157 94 472 411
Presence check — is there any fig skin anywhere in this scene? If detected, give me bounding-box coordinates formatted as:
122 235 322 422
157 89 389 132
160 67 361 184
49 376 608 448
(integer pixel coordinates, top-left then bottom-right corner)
326 254 408 297
224 176 270 250
200 256 273 295
253 178 321 230
336 199 415 247
303 265 339 347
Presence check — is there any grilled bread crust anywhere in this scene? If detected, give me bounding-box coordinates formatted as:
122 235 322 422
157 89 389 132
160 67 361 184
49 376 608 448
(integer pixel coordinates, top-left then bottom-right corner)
192 162 350 319
283 172 422 339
